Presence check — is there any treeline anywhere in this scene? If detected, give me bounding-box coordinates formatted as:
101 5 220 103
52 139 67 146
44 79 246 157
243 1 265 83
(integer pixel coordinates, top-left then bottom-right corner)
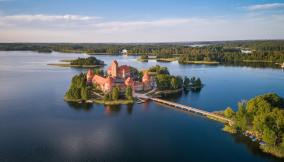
64 73 91 101
1 40 284 62
224 93 284 157
179 41 284 63
149 65 203 91
103 86 133 101
70 57 104 66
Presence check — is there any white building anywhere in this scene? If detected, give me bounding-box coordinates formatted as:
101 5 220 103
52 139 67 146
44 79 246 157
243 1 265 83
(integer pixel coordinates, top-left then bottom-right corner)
241 49 252 54
121 49 128 55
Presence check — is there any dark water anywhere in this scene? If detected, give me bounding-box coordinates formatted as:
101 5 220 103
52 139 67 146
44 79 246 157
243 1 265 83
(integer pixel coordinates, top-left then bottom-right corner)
0 51 283 162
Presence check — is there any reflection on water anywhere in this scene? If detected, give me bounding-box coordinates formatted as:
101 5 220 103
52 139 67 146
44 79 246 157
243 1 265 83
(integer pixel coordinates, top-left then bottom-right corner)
67 102 93 112
230 134 284 162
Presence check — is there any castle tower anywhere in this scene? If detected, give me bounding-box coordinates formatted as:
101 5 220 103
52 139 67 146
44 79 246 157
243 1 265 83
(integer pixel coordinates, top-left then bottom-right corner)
111 60 118 78
142 71 150 83
142 71 151 91
105 76 113 92
86 69 94 82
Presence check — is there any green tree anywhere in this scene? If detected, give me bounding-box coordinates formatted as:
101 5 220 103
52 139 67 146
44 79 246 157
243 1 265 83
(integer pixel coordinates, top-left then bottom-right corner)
81 87 90 100
104 93 111 101
184 76 190 88
125 86 133 100
196 78 202 87
224 107 235 118
263 127 277 145
112 87 119 100
170 77 178 90
235 102 248 131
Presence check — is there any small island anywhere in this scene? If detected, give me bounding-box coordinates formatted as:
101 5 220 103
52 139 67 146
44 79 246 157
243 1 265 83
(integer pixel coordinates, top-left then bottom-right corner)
64 60 203 105
220 93 284 158
48 57 105 68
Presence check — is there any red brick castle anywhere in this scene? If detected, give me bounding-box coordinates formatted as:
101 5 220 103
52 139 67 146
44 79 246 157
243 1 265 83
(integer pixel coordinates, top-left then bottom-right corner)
87 60 153 93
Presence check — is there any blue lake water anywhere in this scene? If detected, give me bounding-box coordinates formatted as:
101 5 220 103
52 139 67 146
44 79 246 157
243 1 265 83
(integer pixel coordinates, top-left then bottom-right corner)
0 51 283 162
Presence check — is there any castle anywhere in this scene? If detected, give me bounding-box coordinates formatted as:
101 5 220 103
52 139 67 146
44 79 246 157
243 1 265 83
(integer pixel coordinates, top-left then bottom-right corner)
87 60 153 93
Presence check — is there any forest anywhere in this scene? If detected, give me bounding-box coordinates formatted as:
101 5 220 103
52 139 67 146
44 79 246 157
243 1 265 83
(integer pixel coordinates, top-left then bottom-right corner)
1 40 284 63
223 93 284 158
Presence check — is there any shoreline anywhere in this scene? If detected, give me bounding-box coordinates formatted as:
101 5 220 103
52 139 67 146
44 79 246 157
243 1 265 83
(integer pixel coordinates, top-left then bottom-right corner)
64 97 134 105
180 61 220 65
48 63 104 68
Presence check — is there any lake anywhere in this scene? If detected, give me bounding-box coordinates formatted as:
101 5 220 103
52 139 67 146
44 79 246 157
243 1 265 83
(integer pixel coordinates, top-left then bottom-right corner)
0 51 283 162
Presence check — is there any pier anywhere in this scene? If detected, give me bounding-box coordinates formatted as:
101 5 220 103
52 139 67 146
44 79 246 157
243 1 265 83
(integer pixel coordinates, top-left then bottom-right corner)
135 92 233 125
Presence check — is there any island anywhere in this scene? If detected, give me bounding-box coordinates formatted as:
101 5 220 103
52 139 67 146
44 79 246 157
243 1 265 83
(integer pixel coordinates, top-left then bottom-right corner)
64 60 203 105
220 93 284 158
48 57 105 68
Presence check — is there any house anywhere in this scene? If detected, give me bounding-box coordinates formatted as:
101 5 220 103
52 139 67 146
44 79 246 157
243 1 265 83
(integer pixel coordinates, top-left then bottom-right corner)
241 49 252 54
121 49 128 55
87 60 153 93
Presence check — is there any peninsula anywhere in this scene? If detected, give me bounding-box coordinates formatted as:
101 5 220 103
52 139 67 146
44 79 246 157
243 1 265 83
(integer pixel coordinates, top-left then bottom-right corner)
221 93 284 158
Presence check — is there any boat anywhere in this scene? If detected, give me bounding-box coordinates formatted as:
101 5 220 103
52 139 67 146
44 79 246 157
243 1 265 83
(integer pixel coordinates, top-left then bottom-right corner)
281 63 284 68
259 141 266 145
86 100 93 103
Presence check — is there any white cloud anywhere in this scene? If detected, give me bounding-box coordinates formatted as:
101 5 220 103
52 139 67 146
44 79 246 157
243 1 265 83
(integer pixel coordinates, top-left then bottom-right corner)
0 13 283 42
1 14 100 22
246 3 284 11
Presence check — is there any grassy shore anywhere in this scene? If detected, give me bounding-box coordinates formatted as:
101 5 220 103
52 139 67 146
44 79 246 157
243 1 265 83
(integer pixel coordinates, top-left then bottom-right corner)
182 61 220 65
48 63 104 68
157 58 178 62
155 88 183 95
222 125 237 134
137 57 178 62
260 145 284 158
93 99 134 105
64 96 82 102
242 60 274 63
64 96 134 105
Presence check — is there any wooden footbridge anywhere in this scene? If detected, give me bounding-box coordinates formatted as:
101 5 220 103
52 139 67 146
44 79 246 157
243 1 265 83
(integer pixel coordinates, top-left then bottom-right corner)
135 92 233 125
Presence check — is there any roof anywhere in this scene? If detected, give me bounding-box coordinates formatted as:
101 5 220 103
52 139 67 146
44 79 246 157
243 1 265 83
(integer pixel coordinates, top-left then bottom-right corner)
142 71 150 81
92 75 106 85
112 60 118 66
105 76 113 85
125 77 134 86
87 68 93 75
118 65 130 73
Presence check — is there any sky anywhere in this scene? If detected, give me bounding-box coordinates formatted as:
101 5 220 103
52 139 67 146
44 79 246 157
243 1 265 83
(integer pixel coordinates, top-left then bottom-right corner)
0 0 284 42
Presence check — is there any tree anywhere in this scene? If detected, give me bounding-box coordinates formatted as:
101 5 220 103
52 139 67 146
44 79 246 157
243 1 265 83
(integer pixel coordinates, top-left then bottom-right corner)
184 76 190 88
235 102 248 131
176 76 183 89
196 78 202 87
104 93 111 101
81 87 90 100
263 127 277 145
170 77 178 90
125 86 133 100
111 87 119 100
224 107 235 118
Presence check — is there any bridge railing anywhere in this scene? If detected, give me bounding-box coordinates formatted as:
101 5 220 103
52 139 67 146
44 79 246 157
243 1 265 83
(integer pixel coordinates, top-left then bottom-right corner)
151 98 232 124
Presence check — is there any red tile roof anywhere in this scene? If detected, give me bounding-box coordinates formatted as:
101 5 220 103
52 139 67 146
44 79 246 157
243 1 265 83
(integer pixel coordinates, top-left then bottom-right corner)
125 77 134 86
92 75 107 85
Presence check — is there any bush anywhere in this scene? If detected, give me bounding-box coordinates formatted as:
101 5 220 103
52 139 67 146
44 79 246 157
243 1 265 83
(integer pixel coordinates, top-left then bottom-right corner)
224 107 235 118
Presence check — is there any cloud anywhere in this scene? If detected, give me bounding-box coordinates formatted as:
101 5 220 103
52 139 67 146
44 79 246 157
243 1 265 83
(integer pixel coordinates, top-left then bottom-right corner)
1 14 100 22
0 14 193 30
0 13 283 42
246 3 284 11
92 18 192 32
